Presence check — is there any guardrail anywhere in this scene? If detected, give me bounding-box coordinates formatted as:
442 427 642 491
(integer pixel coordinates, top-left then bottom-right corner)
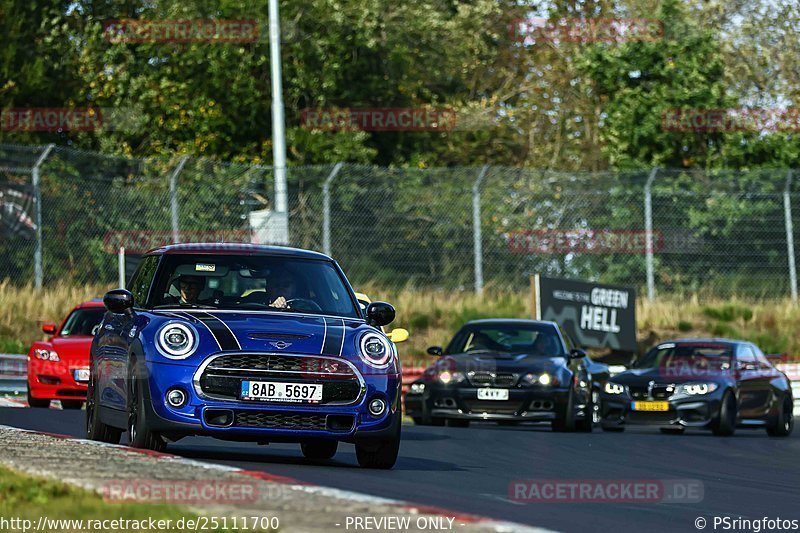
0 354 27 394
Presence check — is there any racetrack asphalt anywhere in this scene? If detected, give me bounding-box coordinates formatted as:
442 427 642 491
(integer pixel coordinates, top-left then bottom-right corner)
1 406 798 532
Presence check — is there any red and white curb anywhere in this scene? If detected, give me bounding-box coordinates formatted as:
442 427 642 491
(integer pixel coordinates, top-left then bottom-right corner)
0 425 548 533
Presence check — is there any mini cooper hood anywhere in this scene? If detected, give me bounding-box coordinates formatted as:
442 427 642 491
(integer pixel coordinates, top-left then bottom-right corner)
152 310 366 356
447 352 568 373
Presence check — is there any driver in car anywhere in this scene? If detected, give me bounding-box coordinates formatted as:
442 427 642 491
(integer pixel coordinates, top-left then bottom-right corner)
178 275 204 304
532 333 561 355
266 269 299 309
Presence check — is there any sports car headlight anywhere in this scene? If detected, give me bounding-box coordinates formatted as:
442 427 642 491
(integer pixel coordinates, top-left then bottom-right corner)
680 383 718 395
604 382 626 394
157 323 198 359
521 372 555 386
359 332 393 368
437 371 465 385
33 349 59 362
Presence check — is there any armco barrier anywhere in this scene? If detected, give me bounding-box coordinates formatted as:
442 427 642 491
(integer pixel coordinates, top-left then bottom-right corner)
0 354 27 394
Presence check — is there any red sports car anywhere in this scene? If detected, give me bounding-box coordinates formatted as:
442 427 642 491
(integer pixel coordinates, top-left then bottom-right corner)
27 299 105 409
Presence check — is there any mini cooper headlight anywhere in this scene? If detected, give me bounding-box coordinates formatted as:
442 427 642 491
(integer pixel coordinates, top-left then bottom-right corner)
157 322 198 359
33 349 59 362
359 332 393 368
680 383 717 395
604 382 626 394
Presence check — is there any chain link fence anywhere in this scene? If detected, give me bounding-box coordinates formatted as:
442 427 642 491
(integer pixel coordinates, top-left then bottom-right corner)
1 143 798 300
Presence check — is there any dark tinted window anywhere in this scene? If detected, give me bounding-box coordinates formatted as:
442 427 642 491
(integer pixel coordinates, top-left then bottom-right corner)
128 255 159 307
60 308 105 337
446 323 565 356
637 343 733 371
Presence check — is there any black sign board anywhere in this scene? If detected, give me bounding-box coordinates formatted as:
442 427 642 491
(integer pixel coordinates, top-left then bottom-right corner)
534 275 637 352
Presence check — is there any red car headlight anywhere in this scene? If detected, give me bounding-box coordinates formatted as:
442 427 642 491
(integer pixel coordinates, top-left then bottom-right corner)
33 349 59 362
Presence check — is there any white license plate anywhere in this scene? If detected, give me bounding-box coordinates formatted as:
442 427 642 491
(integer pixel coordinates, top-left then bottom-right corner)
73 369 90 383
240 381 323 403
477 388 509 401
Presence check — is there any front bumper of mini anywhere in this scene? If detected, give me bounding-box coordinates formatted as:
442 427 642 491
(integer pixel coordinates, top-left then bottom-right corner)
142 358 401 442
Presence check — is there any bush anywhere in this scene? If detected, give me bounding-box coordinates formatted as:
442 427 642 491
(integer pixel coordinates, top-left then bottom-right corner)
677 320 693 332
702 304 753 322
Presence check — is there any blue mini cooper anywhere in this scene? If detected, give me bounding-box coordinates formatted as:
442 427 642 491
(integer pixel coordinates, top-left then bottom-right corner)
87 243 402 468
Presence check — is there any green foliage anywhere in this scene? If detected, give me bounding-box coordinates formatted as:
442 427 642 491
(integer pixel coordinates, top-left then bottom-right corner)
702 304 753 323
677 320 692 332
708 321 739 338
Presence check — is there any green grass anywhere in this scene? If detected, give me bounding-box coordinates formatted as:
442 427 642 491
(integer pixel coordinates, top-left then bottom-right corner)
0 465 268 532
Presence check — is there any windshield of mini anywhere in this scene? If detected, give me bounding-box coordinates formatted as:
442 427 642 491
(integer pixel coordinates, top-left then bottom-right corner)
60 308 105 337
448 324 565 356
150 254 360 318
636 343 733 371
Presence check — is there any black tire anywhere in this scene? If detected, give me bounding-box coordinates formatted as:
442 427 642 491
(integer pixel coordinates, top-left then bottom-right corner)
446 418 470 428
86 368 122 444
660 427 685 435
601 425 625 432
552 386 577 432
575 390 594 433
61 400 84 410
766 396 794 437
301 440 338 460
355 414 401 469
27 385 50 408
711 390 736 437
128 372 166 452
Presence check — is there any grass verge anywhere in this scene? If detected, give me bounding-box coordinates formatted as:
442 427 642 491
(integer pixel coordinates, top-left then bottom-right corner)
0 464 263 532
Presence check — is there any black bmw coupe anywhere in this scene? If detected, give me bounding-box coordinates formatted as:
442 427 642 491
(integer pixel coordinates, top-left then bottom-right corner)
600 339 794 436
405 319 609 431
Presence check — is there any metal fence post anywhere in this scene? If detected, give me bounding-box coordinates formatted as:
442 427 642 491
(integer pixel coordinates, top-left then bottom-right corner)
784 170 798 303
473 165 489 294
169 155 189 244
644 167 658 302
31 143 55 289
322 162 343 257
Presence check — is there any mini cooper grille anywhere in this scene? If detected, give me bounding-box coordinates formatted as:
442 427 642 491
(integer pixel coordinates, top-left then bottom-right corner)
234 411 328 430
628 384 675 400
207 354 355 375
198 353 362 404
468 372 518 387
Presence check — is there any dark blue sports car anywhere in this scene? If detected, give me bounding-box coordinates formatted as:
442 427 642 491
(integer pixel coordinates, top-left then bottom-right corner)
87 243 401 468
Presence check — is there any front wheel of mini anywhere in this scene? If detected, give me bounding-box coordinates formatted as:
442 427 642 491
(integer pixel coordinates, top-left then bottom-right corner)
356 416 401 469
127 374 165 452
301 440 338 460
86 370 121 444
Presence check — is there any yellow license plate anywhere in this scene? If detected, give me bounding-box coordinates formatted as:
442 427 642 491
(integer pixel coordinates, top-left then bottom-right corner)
632 401 669 412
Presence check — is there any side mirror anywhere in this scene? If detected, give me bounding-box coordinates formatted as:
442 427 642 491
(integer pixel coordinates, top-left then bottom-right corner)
427 346 443 356
42 323 57 335
104 289 133 314
569 348 587 360
366 301 395 327
386 328 409 343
